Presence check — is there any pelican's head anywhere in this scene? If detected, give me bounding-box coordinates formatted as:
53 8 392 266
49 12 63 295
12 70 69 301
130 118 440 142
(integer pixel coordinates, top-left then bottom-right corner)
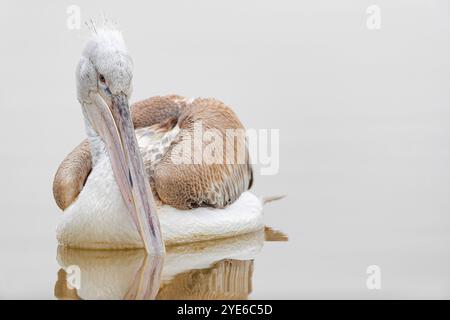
76 28 133 106
75 27 164 255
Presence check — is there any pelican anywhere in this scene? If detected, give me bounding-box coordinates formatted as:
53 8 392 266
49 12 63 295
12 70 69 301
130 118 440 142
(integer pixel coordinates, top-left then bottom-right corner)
53 26 274 252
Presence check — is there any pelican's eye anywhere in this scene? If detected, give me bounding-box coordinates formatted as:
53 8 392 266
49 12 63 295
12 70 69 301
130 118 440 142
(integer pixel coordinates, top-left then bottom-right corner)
99 74 106 84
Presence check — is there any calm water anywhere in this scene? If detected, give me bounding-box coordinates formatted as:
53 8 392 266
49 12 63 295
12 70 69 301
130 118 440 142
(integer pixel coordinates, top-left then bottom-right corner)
1 0 450 299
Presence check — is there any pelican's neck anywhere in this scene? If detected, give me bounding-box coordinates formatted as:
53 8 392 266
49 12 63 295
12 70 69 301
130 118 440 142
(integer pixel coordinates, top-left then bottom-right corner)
82 103 108 166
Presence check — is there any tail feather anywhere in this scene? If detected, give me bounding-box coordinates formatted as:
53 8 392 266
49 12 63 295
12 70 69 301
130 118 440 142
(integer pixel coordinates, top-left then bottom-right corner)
262 195 286 205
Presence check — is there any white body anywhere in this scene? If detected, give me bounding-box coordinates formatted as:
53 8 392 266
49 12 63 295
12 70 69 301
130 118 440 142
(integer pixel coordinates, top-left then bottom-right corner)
57 131 264 249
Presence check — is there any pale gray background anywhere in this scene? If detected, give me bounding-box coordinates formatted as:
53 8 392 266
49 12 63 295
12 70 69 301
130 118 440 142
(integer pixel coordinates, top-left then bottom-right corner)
0 0 449 299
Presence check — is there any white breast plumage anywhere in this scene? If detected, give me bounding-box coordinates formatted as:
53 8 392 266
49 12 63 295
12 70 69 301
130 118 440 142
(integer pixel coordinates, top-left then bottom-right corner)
57 127 264 250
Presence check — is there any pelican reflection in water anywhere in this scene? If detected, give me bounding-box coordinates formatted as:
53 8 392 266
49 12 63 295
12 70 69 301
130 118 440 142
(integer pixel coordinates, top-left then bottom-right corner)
55 228 287 300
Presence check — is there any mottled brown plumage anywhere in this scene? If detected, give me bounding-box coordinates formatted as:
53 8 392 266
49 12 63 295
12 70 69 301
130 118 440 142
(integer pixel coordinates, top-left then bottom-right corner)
130 95 183 129
53 95 253 211
53 140 92 210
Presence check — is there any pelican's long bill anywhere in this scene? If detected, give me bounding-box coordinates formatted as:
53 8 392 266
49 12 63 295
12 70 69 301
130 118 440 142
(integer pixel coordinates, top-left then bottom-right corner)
84 92 165 255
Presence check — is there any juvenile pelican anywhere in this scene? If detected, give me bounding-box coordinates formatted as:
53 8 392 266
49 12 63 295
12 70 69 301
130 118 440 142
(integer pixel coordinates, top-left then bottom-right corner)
54 27 266 252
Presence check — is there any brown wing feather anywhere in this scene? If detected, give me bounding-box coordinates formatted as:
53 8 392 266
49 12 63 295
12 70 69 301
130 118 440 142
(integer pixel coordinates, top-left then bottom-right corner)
53 140 92 210
130 96 182 128
154 98 253 209
53 96 253 211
